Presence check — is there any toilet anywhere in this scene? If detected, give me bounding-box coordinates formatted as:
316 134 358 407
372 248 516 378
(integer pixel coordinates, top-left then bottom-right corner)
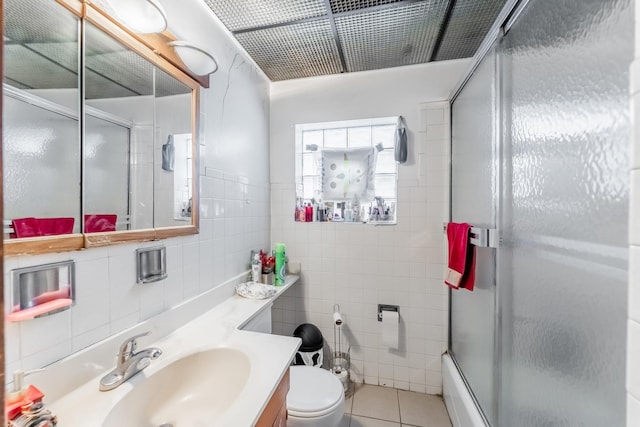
286 365 345 427
242 312 345 426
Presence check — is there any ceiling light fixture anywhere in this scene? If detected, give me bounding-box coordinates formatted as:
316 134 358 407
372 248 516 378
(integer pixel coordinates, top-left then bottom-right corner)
169 41 219 76
107 0 168 34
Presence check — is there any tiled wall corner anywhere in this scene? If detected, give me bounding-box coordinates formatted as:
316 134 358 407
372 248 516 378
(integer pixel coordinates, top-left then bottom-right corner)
271 100 450 394
629 6 640 424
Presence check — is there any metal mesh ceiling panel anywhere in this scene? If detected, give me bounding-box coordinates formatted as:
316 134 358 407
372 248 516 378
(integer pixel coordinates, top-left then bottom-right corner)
85 67 140 100
27 42 79 72
5 0 78 43
85 23 129 57
4 44 78 89
235 20 343 81
328 0 403 14
156 69 192 98
203 0 327 31
85 22 153 99
86 51 154 98
336 1 448 72
434 0 507 60
4 77 30 90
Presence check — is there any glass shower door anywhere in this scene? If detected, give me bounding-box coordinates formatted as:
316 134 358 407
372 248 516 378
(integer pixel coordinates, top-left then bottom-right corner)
497 0 631 425
450 45 498 426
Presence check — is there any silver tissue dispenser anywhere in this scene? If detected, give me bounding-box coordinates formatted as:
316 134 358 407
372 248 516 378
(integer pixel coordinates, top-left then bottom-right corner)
136 246 167 284
8 261 75 321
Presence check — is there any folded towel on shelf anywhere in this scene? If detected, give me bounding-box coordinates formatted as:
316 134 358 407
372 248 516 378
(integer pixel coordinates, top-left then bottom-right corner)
445 222 476 291
11 217 42 238
38 217 75 236
84 214 117 233
10 217 74 238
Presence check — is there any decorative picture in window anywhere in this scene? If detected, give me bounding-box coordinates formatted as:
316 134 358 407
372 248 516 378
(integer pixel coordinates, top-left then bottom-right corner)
296 117 398 224
321 147 377 202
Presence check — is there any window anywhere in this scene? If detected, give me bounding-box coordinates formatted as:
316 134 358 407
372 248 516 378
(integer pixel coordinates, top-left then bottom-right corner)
172 133 192 220
295 117 398 223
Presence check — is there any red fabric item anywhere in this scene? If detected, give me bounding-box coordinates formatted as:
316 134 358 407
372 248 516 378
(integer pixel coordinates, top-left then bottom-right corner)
10 217 74 238
84 214 117 233
445 222 476 291
5 385 44 421
11 218 42 238
38 217 75 236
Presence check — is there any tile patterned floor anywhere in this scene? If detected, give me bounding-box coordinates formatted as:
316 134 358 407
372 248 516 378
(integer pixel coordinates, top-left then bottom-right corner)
338 384 453 427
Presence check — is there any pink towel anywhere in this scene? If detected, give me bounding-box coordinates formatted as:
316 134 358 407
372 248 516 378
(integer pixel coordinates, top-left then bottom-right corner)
11 217 42 238
84 214 117 233
11 217 74 238
445 222 476 291
38 218 75 236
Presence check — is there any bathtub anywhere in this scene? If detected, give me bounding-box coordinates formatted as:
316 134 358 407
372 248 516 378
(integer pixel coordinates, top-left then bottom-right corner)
442 354 488 427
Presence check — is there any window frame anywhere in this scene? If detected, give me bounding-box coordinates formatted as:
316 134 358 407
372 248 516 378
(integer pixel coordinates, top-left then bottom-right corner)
295 117 399 224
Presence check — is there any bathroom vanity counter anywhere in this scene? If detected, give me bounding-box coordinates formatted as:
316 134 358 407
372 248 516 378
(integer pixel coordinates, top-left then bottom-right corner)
43 275 300 426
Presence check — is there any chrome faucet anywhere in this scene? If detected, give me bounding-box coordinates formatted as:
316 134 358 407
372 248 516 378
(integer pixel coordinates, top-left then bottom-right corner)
99 331 162 392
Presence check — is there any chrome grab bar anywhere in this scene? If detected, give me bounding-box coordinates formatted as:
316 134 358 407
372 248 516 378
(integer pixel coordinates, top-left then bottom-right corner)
443 223 498 248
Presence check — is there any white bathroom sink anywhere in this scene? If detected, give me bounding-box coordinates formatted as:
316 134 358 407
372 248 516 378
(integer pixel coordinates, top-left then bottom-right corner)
102 348 251 427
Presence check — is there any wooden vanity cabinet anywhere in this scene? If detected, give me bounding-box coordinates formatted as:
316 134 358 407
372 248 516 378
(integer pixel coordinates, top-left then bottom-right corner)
256 368 290 427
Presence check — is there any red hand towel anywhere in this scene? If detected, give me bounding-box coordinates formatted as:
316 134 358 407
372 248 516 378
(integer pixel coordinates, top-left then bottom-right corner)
445 222 476 291
11 217 42 238
38 217 74 236
84 214 117 233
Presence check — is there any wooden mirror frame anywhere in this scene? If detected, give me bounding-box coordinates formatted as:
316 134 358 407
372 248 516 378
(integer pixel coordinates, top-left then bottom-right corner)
5 0 207 255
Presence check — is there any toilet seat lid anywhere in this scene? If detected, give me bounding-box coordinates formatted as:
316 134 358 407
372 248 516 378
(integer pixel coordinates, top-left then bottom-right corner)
287 366 344 413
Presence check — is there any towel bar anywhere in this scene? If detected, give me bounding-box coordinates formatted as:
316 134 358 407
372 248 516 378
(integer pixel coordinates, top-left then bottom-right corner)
443 223 498 248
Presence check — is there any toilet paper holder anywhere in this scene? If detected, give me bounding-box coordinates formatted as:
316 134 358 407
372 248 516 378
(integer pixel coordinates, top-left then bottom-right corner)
377 304 399 322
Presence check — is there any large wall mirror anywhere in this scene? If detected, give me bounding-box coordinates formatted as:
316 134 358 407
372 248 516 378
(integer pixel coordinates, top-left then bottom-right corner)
3 0 200 254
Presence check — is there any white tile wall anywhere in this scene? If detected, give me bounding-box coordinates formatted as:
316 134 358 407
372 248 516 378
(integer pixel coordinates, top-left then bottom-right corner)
271 101 450 394
629 4 640 425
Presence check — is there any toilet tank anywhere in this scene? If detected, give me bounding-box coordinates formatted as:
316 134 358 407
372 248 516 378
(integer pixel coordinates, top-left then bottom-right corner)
242 303 272 334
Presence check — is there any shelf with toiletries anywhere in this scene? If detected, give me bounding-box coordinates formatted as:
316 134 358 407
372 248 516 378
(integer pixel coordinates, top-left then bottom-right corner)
294 197 396 225
249 244 287 287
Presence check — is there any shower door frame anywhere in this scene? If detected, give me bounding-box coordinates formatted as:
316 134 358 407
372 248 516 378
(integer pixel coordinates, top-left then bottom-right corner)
446 1 532 425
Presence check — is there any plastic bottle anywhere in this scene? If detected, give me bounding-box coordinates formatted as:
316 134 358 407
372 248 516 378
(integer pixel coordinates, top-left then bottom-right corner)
274 243 286 286
317 201 325 221
251 253 262 282
305 203 313 222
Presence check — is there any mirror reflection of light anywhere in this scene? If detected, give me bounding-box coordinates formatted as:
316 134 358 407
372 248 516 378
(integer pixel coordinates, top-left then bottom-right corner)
84 135 104 159
7 127 54 155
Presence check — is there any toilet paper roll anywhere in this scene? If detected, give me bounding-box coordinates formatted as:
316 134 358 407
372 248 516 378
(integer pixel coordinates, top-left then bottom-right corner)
380 310 399 348
333 311 344 326
332 369 349 392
